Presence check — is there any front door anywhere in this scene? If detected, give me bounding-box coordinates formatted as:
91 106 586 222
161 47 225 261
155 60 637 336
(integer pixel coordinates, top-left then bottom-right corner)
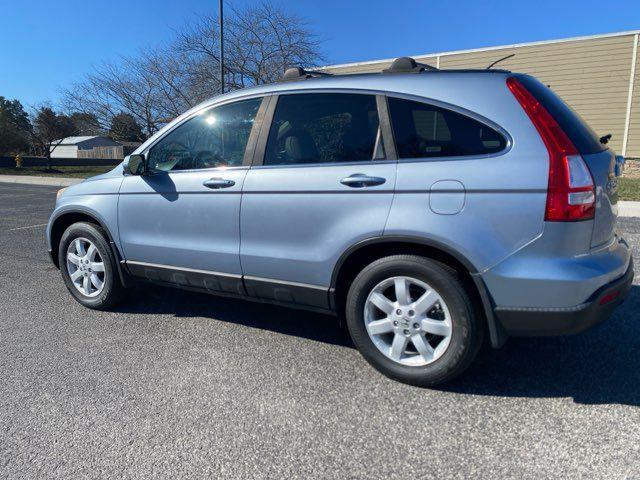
240 92 397 308
118 96 265 294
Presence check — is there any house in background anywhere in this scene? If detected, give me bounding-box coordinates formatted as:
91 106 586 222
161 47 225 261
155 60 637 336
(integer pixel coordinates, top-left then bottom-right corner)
50 136 141 160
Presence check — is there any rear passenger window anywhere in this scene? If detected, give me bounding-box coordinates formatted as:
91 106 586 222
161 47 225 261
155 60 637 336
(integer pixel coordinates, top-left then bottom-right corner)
388 97 507 159
263 93 385 166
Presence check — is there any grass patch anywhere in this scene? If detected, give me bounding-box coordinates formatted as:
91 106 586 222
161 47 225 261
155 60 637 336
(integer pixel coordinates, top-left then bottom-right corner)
0 165 116 179
618 177 640 201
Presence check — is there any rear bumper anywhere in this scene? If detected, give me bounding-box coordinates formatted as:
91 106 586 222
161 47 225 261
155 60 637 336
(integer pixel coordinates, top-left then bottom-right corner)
494 258 633 336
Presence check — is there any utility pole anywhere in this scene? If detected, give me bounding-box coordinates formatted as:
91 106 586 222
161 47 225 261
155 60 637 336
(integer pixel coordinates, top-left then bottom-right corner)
219 0 224 94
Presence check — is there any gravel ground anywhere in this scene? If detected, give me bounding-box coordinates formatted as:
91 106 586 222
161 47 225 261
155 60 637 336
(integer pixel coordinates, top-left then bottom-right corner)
1 183 640 479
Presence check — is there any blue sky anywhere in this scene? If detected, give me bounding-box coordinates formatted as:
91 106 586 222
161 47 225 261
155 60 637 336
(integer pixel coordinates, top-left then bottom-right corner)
1 0 638 106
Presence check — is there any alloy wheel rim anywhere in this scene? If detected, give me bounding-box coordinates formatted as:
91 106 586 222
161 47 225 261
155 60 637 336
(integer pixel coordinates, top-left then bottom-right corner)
66 237 106 298
364 276 453 367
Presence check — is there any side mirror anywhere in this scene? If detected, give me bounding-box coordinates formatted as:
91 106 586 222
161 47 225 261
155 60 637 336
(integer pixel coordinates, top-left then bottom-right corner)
123 154 146 176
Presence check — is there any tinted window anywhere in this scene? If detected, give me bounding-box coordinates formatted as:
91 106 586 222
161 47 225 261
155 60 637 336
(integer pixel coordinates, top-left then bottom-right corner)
388 97 507 159
263 93 384 166
515 75 605 154
147 97 262 172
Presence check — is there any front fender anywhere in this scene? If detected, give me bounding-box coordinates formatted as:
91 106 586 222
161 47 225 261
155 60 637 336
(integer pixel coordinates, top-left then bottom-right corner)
46 174 124 257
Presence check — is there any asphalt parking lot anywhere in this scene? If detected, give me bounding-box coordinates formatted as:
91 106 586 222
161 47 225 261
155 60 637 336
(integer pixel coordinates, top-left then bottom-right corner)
1 182 640 479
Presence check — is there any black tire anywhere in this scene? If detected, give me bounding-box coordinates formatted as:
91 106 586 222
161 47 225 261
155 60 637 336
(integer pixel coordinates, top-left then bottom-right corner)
345 255 482 387
58 222 124 310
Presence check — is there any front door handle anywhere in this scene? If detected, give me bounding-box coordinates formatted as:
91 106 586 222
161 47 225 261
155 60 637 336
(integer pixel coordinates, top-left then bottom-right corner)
203 178 236 189
340 173 386 188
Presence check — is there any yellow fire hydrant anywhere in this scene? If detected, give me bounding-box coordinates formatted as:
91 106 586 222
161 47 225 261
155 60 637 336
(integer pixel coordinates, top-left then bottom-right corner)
15 153 23 169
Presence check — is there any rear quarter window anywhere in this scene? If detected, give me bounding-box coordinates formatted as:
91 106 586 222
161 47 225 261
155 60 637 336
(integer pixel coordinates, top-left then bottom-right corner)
388 97 507 159
515 75 606 154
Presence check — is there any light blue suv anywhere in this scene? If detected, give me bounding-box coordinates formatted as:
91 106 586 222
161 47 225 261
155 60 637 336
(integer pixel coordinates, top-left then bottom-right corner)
47 58 633 386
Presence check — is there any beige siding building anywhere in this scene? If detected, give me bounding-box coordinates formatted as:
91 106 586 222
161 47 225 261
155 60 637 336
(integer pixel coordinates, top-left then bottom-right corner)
325 31 640 157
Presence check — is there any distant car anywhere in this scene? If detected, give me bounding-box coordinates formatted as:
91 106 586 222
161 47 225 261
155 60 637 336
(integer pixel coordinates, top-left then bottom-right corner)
47 57 632 386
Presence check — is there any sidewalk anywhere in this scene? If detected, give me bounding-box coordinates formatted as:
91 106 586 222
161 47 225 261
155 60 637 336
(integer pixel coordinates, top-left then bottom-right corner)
3 173 640 218
0 175 82 187
617 201 640 218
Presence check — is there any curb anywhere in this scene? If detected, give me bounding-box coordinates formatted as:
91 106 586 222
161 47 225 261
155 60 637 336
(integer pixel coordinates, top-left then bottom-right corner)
618 201 640 218
0 175 82 187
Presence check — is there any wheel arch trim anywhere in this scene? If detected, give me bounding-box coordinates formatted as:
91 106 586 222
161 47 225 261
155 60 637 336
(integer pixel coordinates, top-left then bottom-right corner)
48 207 129 287
329 235 506 348
330 235 479 287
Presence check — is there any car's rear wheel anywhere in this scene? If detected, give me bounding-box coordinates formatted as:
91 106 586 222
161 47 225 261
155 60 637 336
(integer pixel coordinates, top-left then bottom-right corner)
345 255 482 386
58 222 124 310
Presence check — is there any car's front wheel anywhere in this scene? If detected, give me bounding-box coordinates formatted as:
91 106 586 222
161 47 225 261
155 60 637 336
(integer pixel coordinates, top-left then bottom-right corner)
345 255 482 387
58 222 124 310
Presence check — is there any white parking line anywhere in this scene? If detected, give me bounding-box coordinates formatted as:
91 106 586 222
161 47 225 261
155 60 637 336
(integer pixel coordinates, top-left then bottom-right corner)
0 193 42 197
9 223 48 231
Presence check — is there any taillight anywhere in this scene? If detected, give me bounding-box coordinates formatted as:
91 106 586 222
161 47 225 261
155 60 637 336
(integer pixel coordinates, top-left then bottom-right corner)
506 77 595 221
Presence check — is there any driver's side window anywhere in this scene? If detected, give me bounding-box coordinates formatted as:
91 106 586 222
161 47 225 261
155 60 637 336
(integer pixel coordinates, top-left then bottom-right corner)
146 97 263 172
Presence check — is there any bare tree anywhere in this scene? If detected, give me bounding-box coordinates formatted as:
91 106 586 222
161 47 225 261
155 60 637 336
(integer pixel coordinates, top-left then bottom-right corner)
63 1 323 137
63 57 164 137
177 2 323 89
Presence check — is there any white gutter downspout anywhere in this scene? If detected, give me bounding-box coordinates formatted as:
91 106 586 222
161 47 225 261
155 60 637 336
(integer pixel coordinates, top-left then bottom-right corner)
622 33 638 157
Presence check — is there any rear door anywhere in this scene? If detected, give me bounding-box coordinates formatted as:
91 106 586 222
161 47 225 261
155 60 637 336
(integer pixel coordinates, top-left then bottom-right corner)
240 92 397 309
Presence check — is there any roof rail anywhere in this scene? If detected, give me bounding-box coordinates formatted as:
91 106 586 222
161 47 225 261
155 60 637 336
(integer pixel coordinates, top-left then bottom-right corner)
382 56 438 74
281 66 333 82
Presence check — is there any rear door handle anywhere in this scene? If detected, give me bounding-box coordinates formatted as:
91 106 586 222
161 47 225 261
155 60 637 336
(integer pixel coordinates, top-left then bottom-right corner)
340 174 386 188
203 178 235 189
